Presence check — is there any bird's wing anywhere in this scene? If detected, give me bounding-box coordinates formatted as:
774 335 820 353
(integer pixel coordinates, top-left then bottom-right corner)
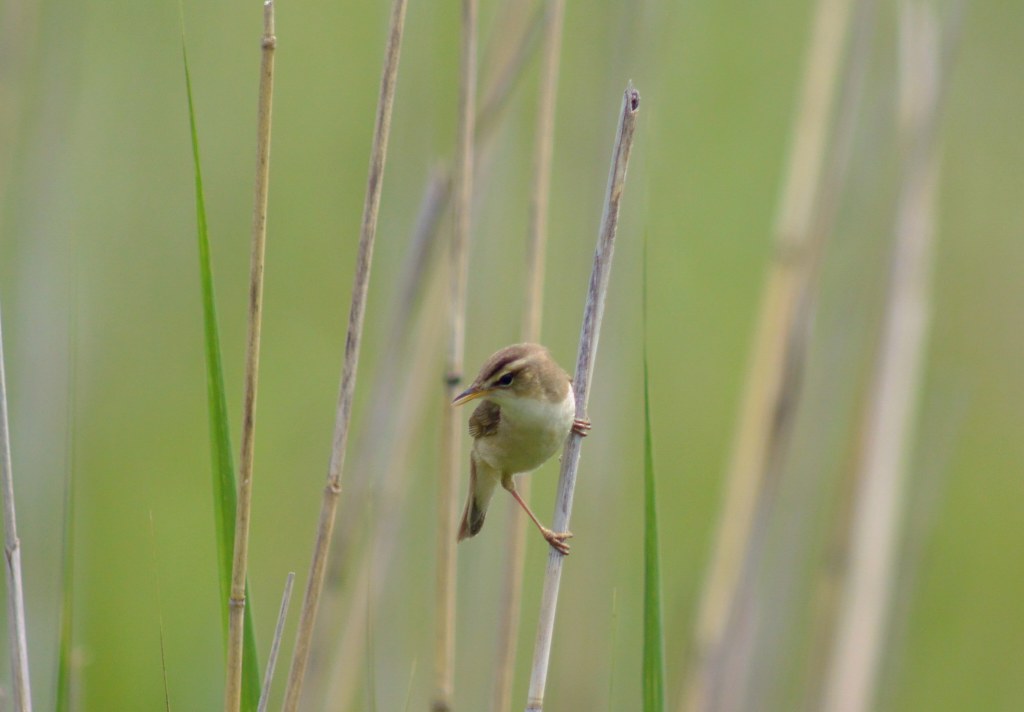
468 400 501 439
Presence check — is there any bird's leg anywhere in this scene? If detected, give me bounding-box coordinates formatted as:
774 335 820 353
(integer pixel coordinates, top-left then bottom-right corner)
572 418 592 437
501 476 573 555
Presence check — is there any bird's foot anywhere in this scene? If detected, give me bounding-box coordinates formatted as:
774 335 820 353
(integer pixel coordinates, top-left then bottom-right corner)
572 418 592 437
541 527 574 555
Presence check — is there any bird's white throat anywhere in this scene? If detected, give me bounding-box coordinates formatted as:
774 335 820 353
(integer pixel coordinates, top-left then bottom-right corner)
493 386 575 434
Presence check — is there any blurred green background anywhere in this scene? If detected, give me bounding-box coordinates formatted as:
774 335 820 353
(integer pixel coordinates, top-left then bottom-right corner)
1 0 1021 710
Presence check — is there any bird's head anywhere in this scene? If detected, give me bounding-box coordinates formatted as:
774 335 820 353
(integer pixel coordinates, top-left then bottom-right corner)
452 343 568 408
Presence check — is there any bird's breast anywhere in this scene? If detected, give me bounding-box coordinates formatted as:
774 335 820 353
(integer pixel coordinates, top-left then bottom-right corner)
475 388 575 475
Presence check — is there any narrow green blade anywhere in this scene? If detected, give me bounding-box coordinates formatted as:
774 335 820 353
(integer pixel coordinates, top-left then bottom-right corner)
181 32 261 712
642 236 666 712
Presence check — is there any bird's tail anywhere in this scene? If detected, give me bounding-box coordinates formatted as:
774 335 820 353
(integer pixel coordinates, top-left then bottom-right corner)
458 456 499 541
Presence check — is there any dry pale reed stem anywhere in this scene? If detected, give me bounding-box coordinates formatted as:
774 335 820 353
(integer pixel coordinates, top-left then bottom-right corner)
223 5 276 710
336 0 544 538
520 0 564 344
321 300 445 711
712 2 881 707
301 177 449 712
822 6 941 711
281 0 409 709
257 572 294 712
321 307 446 712
326 167 449 567
335 0 545 554
434 1 477 709
492 3 566 711
701 0 880 705
0 305 32 712
524 84 640 712
476 1 546 139
680 0 855 708
800 6 961 707
307 6 548 700
306 8 550 702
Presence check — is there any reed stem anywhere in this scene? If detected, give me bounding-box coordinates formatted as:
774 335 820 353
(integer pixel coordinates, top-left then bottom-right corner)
0 303 32 712
679 0 861 706
281 0 409 708
224 4 276 710
303 8 549 704
492 3 566 710
821 5 942 710
524 84 640 712
434 0 477 708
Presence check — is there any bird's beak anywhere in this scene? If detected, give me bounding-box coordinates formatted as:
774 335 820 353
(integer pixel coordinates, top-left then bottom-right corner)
452 385 489 406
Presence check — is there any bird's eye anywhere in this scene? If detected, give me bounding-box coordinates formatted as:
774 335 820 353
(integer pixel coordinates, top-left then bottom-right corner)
496 372 514 387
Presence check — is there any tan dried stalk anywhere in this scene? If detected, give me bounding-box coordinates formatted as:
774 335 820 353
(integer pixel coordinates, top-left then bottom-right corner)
524 83 640 712
0 304 32 712
821 5 942 711
434 0 477 708
320 296 445 710
491 2 566 711
326 167 449 567
281 0 409 709
223 4 276 710
679 0 857 707
300 8 550 705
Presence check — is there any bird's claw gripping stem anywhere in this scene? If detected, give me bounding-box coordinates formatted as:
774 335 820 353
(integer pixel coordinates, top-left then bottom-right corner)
572 418 592 437
542 527 574 555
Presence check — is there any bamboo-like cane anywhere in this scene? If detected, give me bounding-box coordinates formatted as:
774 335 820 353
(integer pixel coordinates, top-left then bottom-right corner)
224 4 276 710
434 0 477 708
491 3 566 711
0 304 32 712
524 83 640 712
821 5 942 711
280 0 409 709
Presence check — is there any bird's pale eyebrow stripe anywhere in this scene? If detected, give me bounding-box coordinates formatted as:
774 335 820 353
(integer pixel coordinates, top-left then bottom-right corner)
482 355 531 382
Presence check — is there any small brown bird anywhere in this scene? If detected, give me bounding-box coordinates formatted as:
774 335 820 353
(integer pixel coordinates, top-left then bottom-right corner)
452 343 591 554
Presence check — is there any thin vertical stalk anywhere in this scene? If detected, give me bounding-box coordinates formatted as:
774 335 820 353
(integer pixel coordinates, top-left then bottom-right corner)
680 0 857 707
476 1 546 140
305 9 550 705
524 84 640 712
320 295 445 711
492 3 565 711
520 0 564 345
329 0 552 559
434 0 477 708
800 7 962 707
332 0 547 557
281 0 408 708
224 4 276 710
326 166 449 566
821 5 942 711
257 572 295 712
0 304 32 712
